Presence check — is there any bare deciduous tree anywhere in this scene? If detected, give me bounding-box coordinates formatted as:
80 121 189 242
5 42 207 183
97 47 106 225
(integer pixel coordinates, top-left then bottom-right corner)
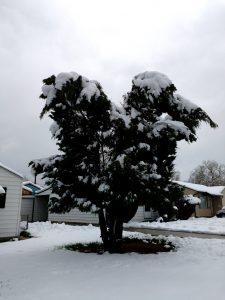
189 160 225 186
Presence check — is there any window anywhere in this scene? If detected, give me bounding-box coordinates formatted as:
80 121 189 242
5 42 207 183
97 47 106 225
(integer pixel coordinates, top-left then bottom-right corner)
199 195 210 209
0 187 7 208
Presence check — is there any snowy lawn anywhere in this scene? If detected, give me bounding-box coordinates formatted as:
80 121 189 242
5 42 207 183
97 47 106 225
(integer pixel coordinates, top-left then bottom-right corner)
127 217 225 235
0 222 225 300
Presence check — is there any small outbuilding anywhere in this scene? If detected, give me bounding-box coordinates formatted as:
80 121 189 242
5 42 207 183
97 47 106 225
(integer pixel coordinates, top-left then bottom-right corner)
0 162 23 240
21 181 46 222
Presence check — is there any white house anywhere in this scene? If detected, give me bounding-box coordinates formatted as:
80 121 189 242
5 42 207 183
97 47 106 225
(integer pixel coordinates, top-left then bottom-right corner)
36 187 157 224
0 162 23 240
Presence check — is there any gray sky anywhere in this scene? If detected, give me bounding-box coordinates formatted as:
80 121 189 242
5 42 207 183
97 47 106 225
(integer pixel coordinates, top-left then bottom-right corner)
0 0 225 183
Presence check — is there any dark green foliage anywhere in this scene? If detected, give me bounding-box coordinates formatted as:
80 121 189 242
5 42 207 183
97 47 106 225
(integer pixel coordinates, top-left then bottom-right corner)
176 201 196 220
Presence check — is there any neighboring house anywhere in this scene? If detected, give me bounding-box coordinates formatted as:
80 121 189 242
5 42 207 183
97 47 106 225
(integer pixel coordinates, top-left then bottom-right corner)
35 187 158 224
175 181 225 217
0 162 23 240
32 180 225 224
21 181 47 222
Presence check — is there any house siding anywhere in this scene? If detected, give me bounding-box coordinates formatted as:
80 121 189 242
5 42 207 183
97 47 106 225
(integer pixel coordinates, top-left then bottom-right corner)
0 166 22 238
21 196 34 221
183 187 219 217
49 205 145 224
33 196 48 222
221 190 225 207
49 208 99 224
131 206 145 222
21 196 48 222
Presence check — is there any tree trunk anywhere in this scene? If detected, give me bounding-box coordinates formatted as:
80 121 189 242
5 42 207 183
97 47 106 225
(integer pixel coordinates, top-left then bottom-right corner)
98 208 109 251
99 208 124 253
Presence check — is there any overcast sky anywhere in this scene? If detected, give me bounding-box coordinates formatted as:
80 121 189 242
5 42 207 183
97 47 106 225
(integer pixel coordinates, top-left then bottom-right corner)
0 0 225 183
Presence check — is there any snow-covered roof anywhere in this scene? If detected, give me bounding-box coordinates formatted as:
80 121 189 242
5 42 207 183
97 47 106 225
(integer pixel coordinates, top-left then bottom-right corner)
23 181 42 190
0 185 5 194
35 186 51 196
22 185 33 193
174 181 225 196
0 162 23 178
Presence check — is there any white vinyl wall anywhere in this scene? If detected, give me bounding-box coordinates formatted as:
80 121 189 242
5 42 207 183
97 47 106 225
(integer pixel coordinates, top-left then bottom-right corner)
49 205 145 224
21 196 48 222
0 166 22 238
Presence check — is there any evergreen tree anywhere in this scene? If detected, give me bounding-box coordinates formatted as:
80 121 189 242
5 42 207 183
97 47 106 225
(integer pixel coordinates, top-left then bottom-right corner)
108 71 217 222
30 71 217 252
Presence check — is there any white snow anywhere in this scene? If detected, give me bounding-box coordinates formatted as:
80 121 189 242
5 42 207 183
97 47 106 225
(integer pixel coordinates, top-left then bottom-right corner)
174 181 225 196
171 94 198 113
23 181 43 190
127 217 225 235
55 72 79 90
153 119 191 139
79 77 101 102
42 71 102 108
133 71 172 97
0 222 225 300
49 121 61 137
0 185 5 194
183 194 201 205
22 185 33 193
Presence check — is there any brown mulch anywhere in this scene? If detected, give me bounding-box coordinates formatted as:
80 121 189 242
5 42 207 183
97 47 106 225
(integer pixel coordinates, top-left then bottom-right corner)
65 238 175 254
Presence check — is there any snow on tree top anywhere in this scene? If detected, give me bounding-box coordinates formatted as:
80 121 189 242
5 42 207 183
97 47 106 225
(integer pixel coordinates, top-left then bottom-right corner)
55 72 79 90
132 71 173 97
42 72 102 106
171 94 198 113
79 77 101 102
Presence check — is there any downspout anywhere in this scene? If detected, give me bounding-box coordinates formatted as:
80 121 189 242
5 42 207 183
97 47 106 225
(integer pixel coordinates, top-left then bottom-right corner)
31 193 36 222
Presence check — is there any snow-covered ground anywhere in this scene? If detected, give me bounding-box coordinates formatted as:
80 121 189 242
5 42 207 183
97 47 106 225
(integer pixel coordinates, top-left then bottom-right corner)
0 222 225 300
127 217 225 235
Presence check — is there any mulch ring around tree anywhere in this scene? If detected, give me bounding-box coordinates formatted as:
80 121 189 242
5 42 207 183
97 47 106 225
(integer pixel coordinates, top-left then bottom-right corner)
64 237 176 254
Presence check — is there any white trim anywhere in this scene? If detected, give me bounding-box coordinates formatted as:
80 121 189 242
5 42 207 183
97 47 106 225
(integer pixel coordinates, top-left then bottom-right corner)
0 162 23 178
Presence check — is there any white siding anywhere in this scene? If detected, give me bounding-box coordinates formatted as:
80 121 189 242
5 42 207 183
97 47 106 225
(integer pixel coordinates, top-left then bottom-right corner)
49 206 145 224
49 208 99 224
131 206 145 222
0 166 22 238
33 196 48 222
21 196 48 222
21 197 34 222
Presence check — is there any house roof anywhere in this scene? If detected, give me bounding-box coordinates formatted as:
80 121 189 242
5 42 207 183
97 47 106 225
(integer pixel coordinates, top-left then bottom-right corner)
35 186 51 196
22 185 33 193
23 181 43 191
0 162 23 178
174 181 225 196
